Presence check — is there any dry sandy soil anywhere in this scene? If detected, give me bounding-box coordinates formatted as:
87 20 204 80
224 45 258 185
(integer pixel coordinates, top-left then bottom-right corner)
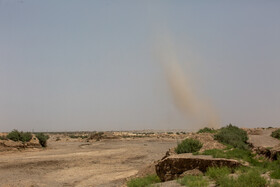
0 137 178 187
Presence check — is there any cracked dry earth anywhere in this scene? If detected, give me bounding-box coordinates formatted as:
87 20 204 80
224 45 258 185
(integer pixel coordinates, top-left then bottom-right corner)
0 138 178 187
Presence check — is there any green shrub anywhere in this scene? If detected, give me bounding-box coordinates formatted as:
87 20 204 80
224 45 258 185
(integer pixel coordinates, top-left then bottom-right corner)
6 130 32 142
206 167 231 180
197 127 217 134
214 124 248 149
0 135 7 140
271 129 280 140
178 175 209 187
6 130 21 141
175 138 203 154
21 132 32 142
127 174 160 187
35 133 49 147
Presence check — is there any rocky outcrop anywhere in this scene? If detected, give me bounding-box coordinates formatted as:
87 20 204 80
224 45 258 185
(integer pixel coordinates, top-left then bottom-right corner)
155 153 243 181
248 128 280 160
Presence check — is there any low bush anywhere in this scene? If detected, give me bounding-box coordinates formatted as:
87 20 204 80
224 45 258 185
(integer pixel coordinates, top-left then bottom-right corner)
127 174 160 187
175 138 203 154
197 127 217 134
178 175 209 187
0 135 7 140
35 133 49 147
271 129 280 140
214 124 248 149
6 130 32 142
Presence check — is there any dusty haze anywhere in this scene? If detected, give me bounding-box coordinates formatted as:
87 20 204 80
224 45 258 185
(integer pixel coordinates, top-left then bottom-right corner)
155 36 220 129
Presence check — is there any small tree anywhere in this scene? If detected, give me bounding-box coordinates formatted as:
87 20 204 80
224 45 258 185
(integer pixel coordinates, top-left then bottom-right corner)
35 133 49 147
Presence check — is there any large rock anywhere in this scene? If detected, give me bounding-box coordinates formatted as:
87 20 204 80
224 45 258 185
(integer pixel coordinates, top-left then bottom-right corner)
155 153 243 181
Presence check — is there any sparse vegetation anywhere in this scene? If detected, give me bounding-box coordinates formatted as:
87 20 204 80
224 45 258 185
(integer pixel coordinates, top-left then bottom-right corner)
206 167 231 180
127 174 160 187
0 135 7 140
271 169 280 179
178 175 209 187
270 157 280 179
214 124 249 149
271 129 280 140
6 130 32 142
175 138 203 154
202 148 255 164
88 132 104 141
206 167 266 187
220 170 266 187
197 127 217 134
69 135 88 139
35 133 49 147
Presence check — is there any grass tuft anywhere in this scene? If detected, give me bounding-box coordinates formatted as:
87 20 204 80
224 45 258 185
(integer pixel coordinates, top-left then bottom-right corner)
127 175 160 187
178 175 209 187
209 169 267 187
206 167 231 180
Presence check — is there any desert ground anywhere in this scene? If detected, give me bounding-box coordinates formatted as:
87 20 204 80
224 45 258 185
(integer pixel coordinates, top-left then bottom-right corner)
0 134 179 187
1 128 280 187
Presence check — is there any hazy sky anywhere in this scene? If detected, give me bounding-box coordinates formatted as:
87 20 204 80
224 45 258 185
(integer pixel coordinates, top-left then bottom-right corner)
0 0 279 131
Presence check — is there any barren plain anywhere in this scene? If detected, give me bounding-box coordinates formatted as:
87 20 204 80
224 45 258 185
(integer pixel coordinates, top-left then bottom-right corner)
0 134 179 187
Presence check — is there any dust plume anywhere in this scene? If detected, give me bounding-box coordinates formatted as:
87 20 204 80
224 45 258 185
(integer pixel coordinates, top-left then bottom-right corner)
154 36 220 129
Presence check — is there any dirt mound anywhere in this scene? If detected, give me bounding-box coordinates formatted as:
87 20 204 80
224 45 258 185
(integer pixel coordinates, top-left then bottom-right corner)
180 133 226 152
0 134 41 151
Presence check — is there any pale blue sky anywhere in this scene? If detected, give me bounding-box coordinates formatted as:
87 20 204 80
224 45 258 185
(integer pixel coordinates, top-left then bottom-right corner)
0 0 279 131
